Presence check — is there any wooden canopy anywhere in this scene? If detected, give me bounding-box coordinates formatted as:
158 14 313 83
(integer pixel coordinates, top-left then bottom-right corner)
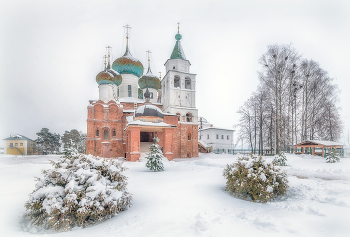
294 140 344 157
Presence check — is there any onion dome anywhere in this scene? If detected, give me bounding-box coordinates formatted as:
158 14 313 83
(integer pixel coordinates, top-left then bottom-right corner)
135 104 164 119
96 54 122 86
138 67 161 90
112 46 144 78
106 62 122 86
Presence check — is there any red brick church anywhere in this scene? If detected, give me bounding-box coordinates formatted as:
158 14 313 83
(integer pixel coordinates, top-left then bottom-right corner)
86 25 198 161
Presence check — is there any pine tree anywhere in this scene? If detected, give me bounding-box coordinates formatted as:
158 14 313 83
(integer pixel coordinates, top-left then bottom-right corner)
145 135 164 172
326 148 340 163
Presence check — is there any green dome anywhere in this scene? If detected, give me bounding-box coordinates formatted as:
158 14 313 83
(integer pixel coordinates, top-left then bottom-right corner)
96 66 122 86
112 46 144 78
138 68 161 90
175 33 182 40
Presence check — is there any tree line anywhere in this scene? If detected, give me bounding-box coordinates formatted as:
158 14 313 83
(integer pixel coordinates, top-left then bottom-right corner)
35 128 86 154
236 44 342 155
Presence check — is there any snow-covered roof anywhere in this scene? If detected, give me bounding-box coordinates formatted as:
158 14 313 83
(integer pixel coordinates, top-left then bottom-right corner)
124 120 176 130
199 127 235 131
119 97 145 103
123 109 135 113
3 134 34 141
295 140 344 146
198 140 211 148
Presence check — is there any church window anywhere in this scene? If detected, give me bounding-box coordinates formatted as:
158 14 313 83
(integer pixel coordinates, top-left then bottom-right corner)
173 66 175 69
174 76 180 88
188 133 191 141
150 92 153 99
96 129 99 136
227 135 229 140
216 134 219 139
117 87 119 97
113 130 116 137
128 85 132 97
221 135 224 139
207 135 209 139
186 113 192 122
104 129 109 140
185 77 191 89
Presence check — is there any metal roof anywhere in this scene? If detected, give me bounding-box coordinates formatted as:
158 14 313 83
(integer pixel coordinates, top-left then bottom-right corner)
3 134 34 141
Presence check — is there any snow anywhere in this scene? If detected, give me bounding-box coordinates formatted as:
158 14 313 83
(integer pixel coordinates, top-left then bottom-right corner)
119 97 144 103
1 153 350 236
299 140 344 146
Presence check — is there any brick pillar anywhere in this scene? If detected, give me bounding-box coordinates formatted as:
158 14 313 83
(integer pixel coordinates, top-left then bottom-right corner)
126 126 141 162
163 128 174 161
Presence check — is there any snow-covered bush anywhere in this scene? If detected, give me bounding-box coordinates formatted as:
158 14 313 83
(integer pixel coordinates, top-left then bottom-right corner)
25 149 132 231
145 135 164 172
326 148 340 163
223 154 288 203
273 152 287 166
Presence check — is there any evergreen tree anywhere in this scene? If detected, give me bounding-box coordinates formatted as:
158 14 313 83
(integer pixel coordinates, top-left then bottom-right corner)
326 148 340 163
273 152 287 166
145 135 164 172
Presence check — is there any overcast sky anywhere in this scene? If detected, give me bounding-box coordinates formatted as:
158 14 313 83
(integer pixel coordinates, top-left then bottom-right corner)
1 0 349 145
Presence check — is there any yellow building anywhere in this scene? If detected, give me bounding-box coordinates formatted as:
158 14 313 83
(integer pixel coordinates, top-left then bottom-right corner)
3 134 36 155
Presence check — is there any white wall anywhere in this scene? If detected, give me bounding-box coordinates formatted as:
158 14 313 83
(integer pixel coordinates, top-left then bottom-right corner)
199 128 234 153
119 74 139 98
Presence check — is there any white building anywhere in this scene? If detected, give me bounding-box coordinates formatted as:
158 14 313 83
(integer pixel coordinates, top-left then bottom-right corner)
198 117 235 154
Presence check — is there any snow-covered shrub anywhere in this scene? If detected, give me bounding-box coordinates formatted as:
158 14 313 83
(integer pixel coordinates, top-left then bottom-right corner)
145 135 164 172
223 154 288 203
326 148 340 163
273 152 287 166
25 150 132 231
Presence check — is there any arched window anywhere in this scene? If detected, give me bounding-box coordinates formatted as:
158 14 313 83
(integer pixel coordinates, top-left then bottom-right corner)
104 129 109 140
150 92 153 99
188 133 191 141
96 129 99 136
176 113 181 121
185 77 191 89
174 75 180 88
117 87 119 97
113 130 116 137
186 113 193 122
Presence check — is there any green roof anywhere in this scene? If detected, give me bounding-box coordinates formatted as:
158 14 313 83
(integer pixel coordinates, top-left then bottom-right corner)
170 33 186 60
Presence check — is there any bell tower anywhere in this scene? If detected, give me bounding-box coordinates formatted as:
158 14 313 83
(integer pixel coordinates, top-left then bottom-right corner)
161 23 198 123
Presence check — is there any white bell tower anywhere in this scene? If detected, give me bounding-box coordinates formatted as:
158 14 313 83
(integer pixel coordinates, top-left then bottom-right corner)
161 24 198 123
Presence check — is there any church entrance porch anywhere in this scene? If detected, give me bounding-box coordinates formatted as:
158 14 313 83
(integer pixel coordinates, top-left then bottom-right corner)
125 125 175 162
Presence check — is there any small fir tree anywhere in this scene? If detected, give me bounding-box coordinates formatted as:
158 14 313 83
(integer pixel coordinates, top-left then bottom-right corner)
273 152 287 166
145 135 164 172
326 148 340 163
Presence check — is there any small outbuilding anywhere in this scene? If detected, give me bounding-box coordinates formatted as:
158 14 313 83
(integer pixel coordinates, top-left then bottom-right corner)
294 140 344 157
3 134 36 155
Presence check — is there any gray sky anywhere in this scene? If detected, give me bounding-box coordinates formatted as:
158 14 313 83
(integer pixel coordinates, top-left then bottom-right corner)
1 0 349 145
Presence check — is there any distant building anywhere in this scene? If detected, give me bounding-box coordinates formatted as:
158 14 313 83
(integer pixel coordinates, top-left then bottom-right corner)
198 117 235 154
3 134 36 155
294 140 344 157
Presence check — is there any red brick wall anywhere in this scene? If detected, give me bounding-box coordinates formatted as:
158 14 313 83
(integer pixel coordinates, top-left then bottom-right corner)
87 100 198 160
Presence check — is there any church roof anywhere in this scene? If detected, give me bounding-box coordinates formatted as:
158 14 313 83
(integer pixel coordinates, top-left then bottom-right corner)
170 33 186 60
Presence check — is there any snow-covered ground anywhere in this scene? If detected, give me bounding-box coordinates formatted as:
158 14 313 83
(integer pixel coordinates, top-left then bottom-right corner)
1 153 349 237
